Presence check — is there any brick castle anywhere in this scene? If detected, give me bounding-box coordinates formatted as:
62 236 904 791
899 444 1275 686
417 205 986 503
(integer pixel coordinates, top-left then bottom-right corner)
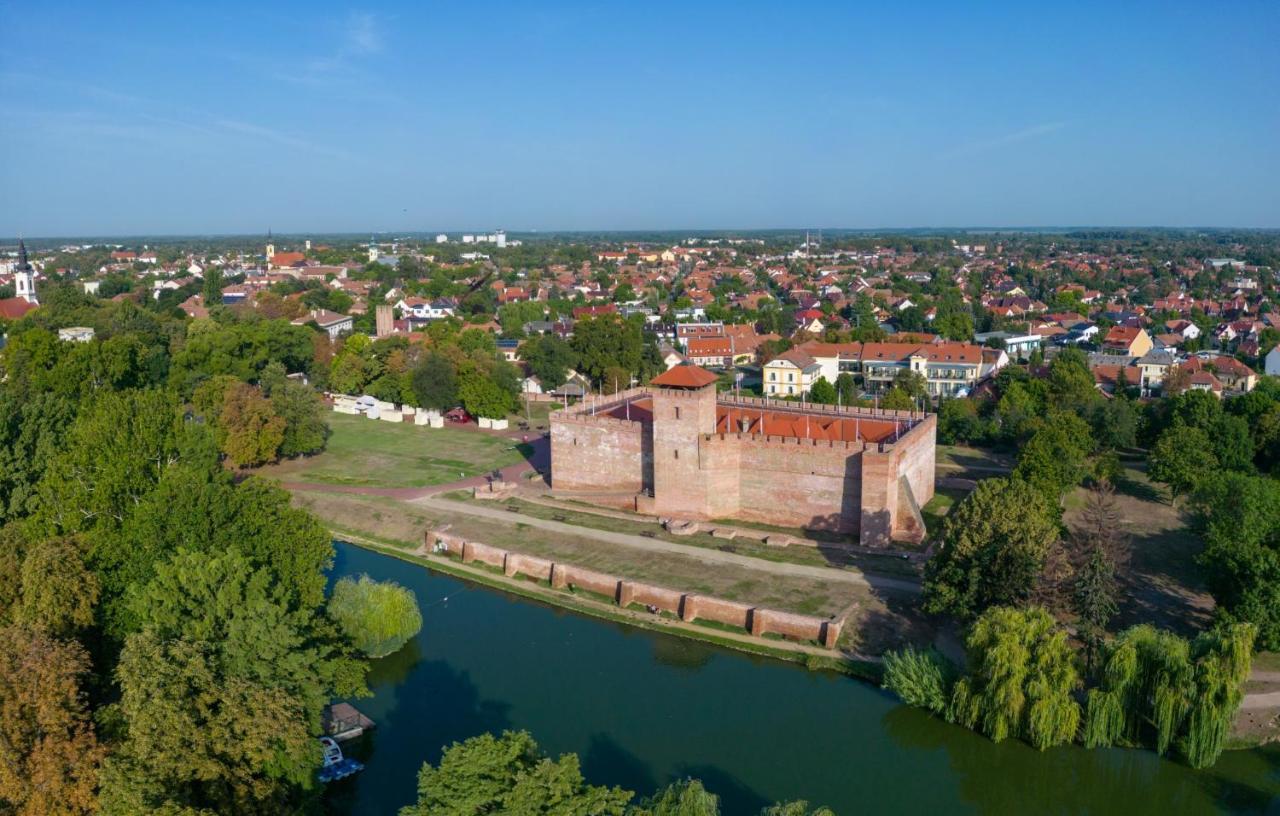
549 364 935 547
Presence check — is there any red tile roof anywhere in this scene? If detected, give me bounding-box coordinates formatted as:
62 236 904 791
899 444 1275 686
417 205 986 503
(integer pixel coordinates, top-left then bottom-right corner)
650 364 718 389
0 298 37 319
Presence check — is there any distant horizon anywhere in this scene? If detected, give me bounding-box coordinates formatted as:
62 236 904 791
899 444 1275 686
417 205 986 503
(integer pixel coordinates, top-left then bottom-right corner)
5 224 1280 246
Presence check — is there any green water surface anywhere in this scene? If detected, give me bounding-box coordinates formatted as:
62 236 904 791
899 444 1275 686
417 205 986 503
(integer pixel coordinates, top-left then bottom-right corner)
324 542 1280 815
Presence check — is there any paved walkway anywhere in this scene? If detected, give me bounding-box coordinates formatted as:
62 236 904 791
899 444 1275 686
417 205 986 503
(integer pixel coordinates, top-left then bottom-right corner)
406 493 922 596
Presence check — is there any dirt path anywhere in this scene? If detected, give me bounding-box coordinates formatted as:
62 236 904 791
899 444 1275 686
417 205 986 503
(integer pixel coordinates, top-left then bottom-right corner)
1240 691 1280 711
406 494 922 596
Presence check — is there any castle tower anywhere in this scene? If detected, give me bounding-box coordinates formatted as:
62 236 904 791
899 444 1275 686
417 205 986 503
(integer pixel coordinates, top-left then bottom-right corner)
648 364 719 518
14 239 37 304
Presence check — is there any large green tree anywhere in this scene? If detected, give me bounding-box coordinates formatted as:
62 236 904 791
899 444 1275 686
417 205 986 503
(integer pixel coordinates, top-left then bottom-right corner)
1148 423 1218 499
103 549 365 815
400 730 633 816
923 478 1061 619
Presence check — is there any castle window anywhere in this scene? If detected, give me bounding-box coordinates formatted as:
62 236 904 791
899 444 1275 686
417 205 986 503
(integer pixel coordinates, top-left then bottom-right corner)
673 449 679 460
675 406 681 420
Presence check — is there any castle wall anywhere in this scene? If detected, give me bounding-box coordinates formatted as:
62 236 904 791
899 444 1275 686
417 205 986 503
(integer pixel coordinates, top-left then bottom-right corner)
702 434 863 532
550 413 646 493
549 386 935 548
651 385 718 518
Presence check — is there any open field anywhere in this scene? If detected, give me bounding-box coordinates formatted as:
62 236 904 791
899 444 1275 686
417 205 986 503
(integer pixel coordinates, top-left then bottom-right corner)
505 399 563 428
935 444 1015 476
1064 462 1213 636
257 412 527 488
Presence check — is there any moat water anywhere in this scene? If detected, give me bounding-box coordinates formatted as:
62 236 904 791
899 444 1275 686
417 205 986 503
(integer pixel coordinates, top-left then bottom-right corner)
324 542 1280 815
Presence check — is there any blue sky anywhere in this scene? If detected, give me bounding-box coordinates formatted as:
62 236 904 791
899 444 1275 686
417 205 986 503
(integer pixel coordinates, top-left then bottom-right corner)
1 1 1277 235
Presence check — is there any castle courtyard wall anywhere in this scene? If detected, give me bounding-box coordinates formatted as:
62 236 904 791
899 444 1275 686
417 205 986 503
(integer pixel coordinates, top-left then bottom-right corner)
549 391 935 547
550 413 647 493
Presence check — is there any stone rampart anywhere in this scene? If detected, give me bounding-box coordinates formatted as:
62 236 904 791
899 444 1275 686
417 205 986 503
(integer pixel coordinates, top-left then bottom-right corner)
618 581 685 614
461 540 506 569
424 530 838 648
504 552 554 582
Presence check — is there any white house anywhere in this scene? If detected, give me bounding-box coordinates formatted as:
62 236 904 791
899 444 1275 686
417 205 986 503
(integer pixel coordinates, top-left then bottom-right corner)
293 309 353 340
1266 345 1280 377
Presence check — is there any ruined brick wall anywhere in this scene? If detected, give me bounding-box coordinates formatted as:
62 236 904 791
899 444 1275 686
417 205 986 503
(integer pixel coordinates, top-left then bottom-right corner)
619 581 684 614
504 552 554 582
751 608 835 644
461 540 507 569
551 564 623 600
550 413 646 493
681 594 753 628
427 533 840 648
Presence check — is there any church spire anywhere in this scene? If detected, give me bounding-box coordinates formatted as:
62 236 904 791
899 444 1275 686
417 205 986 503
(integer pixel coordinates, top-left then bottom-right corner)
13 237 37 304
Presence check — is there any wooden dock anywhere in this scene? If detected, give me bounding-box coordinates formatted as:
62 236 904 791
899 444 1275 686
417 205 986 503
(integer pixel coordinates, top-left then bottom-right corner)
322 703 376 742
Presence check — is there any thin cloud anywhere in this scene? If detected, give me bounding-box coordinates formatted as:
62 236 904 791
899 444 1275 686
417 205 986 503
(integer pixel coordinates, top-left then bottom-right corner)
214 118 357 160
344 12 383 56
942 122 1066 158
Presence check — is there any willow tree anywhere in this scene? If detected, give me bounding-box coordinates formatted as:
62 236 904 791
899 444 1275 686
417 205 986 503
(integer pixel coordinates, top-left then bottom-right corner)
948 606 1081 749
883 646 953 715
1083 623 1253 767
1182 624 1255 768
1083 625 1192 755
329 574 423 658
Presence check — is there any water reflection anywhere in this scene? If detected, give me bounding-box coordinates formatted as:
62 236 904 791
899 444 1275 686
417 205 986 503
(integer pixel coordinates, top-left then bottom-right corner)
651 634 714 672
880 704 1280 815
581 733 658 796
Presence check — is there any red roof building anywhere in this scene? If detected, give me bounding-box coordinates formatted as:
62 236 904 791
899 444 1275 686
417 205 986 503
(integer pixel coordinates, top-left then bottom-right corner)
649 364 719 389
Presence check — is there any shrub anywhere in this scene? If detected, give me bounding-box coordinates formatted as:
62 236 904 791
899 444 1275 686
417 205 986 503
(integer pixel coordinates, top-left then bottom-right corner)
328 574 423 658
882 646 953 715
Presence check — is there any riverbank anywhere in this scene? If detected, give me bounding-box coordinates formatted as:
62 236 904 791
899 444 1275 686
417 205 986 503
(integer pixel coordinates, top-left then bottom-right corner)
331 531 883 683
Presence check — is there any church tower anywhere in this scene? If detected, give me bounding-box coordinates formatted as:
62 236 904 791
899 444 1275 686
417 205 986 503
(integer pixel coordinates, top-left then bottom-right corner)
265 229 275 265
14 239 37 304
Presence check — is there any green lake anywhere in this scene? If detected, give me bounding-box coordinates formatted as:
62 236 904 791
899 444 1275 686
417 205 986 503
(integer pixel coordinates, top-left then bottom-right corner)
324 542 1280 815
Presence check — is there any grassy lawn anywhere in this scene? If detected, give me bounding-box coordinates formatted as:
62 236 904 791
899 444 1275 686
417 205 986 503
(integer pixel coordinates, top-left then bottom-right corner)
920 486 968 538
258 412 527 488
1252 651 1280 674
505 399 562 429
935 444 1015 475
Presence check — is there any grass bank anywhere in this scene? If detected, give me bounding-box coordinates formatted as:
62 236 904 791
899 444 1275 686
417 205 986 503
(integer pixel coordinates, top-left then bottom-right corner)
331 531 882 684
